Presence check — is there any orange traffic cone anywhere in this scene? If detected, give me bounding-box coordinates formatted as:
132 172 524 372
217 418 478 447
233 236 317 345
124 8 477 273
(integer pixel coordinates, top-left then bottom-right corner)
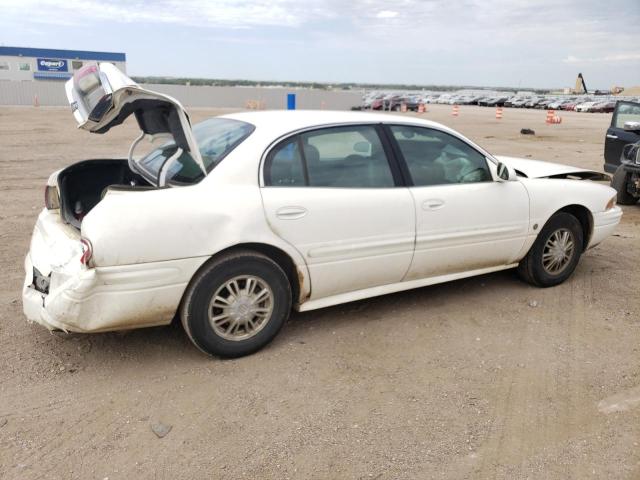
495 106 503 120
33 94 39 107
418 103 425 114
451 104 459 117
400 103 407 113
545 109 555 124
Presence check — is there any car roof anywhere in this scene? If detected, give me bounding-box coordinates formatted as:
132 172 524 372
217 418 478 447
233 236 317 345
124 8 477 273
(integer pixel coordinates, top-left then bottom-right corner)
219 110 446 136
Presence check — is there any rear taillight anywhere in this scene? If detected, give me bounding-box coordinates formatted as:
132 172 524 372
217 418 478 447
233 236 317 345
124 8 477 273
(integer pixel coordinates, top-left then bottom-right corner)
73 63 113 122
74 64 100 93
80 238 93 266
44 185 60 210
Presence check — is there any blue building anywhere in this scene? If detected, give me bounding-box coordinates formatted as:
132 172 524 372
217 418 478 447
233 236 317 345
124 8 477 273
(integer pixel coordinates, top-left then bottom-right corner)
0 46 126 81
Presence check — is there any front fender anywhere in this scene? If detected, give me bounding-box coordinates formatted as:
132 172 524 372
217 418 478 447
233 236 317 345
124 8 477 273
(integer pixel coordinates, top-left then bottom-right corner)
518 178 618 253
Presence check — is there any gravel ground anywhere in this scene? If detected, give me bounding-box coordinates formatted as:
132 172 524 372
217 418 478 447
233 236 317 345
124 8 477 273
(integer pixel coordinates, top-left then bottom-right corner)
0 104 638 479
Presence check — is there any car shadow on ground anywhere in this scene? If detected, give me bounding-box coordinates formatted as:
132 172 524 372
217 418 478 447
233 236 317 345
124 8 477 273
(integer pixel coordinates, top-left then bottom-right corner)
23 269 526 372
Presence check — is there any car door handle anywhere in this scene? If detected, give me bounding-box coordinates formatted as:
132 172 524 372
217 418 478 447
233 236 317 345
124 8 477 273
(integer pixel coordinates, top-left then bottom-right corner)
276 206 307 220
422 199 445 210
606 134 618 139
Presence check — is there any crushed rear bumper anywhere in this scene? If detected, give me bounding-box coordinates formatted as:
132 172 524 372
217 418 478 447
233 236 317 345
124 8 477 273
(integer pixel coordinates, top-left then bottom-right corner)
22 209 207 333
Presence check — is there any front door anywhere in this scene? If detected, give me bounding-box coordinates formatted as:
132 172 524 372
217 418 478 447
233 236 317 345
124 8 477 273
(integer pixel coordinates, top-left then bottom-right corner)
260 124 415 300
386 125 529 280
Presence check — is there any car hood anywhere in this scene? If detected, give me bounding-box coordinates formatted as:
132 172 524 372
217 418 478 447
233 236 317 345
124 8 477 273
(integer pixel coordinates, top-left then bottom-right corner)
495 156 610 180
64 62 206 177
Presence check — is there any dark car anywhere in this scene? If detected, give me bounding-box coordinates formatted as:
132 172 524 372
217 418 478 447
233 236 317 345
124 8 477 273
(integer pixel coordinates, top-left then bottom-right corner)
611 141 640 205
590 100 617 113
524 97 544 108
371 98 384 110
485 96 509 107
478 97 496 107
603 101 640 174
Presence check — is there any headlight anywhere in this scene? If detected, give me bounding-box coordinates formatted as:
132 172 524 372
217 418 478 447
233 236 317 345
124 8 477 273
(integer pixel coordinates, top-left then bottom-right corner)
605 195 616 210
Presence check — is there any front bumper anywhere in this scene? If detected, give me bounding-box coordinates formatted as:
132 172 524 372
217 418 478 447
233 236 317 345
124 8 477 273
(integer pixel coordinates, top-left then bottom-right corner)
22 209 208 333
589 206 623 249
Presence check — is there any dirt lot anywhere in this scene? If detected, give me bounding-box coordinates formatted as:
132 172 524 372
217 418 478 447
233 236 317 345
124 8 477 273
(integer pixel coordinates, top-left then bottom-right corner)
1 104 639 479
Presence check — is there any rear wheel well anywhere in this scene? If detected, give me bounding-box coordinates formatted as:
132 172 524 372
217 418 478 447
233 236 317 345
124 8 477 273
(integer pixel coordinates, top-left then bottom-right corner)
191 243 302 306
555 205 592 250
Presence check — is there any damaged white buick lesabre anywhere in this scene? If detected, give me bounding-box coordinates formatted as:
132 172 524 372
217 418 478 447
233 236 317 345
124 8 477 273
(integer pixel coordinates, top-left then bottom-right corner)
23 63 623 357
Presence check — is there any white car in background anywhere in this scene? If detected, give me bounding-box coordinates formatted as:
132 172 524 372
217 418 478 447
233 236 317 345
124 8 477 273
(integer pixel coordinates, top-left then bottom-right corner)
22 63 623 357
576 101 598 112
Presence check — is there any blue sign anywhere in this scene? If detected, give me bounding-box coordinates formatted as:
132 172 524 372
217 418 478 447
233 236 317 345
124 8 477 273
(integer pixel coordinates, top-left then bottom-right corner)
37 58 68 72
287 93 296 110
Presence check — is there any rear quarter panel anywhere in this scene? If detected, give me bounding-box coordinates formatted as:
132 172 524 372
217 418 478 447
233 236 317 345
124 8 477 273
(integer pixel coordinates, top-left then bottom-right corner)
80 182 310 293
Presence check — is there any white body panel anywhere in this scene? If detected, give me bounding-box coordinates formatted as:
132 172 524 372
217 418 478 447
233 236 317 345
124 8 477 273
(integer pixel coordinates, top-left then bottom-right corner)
406 181 529 279
22 109 622 333
261 187 415 299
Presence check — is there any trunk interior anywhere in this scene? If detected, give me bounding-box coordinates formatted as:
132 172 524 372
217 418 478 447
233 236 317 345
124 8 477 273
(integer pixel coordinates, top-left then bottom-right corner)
58 159 153 229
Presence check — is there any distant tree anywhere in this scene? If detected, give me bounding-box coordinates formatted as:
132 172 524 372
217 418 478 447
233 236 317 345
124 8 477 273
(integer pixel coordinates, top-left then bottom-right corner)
129 76 550 94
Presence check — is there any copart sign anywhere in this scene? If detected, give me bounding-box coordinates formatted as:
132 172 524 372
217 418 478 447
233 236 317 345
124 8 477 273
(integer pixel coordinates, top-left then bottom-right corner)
37 58 68 72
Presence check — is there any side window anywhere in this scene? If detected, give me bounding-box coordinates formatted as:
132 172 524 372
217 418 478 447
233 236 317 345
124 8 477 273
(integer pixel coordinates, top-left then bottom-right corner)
264 137 306 186
390 125 491 186
300 125 394 187
613 102 640 129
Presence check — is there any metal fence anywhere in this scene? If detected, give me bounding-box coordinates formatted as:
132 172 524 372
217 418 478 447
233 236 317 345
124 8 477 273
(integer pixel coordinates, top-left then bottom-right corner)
0 80 362 110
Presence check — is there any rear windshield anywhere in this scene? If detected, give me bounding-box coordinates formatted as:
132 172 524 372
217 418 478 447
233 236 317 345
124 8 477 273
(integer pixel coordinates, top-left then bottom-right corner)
137 118 254 184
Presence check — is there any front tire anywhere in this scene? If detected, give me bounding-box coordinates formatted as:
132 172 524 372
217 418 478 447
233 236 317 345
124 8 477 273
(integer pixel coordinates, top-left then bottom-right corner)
181 251 292 358
611 165 638 205
517 212 584 288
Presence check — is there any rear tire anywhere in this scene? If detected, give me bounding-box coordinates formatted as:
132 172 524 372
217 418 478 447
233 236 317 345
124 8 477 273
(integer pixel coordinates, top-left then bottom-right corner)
611 165 638 205
517 212 583 288
181 251 292 358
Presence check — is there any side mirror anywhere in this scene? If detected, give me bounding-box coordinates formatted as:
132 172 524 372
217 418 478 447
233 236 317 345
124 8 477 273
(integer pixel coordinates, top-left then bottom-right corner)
623 121 640 132
496 162 517 181
622 143 640 163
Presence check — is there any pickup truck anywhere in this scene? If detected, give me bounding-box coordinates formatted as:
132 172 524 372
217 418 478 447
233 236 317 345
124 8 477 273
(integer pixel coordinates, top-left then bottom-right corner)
605 100 640 205
604 101 640 172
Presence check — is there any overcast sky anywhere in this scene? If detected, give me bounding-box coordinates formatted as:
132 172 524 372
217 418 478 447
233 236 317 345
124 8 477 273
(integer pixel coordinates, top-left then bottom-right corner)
1 0 638 89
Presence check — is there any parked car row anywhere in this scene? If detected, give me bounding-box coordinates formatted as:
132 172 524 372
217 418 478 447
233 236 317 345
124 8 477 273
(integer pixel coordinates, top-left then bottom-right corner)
359 91 639 113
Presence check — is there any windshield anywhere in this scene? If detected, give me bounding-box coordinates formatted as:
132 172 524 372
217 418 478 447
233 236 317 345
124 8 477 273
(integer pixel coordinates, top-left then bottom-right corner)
136 118 254 184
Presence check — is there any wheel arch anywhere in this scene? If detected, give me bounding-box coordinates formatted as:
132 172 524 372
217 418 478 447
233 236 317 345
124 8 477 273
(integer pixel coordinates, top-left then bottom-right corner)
179 242 307 314
553 204 593 250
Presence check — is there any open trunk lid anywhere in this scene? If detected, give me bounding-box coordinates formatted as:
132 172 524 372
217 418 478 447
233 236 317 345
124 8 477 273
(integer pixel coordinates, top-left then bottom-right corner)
64 63 206 180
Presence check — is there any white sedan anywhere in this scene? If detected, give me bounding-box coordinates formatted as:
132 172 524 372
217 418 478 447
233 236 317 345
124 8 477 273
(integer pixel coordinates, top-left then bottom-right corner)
23 64 623 357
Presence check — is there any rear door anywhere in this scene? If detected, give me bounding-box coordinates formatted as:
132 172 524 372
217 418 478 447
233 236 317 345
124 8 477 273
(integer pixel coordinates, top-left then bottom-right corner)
604 101 640 173
260 124 415 300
